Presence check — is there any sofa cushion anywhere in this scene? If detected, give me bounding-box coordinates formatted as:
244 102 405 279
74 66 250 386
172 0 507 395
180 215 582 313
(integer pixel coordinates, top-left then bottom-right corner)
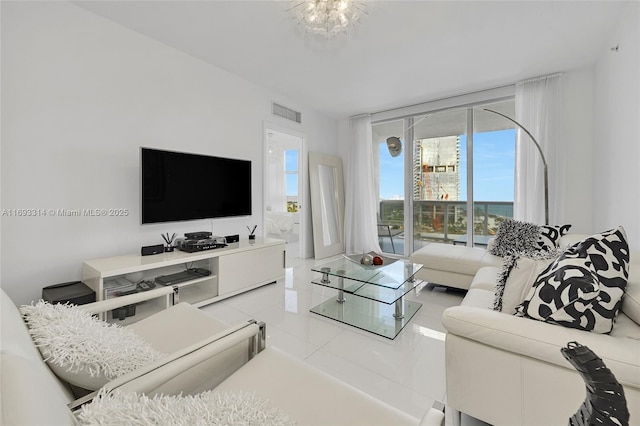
442 305 640 388
461 287 496 309
215 347 418 425
516 227 630 333
623 282 640 326
470 266 503 292
621 255 640 326
20 300 166 390
610 313 640 340
127 302 232 354
410 243 501 276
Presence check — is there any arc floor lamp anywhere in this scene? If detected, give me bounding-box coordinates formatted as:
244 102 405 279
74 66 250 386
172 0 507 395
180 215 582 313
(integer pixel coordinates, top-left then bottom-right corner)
385 114 432 157
385 108 549 225
482 108 549 226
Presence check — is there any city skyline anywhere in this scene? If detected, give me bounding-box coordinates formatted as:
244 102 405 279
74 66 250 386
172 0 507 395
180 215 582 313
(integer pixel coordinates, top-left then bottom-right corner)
379 129 516 202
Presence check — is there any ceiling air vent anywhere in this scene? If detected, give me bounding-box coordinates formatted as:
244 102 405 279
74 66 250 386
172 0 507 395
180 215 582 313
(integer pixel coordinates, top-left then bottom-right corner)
272 102 302 124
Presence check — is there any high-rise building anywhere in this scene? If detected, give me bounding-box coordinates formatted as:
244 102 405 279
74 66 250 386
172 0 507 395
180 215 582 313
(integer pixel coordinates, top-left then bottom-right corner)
414 136 460 201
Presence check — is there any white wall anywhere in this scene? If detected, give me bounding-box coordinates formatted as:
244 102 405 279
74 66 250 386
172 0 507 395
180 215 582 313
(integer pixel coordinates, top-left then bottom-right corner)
556 66 595 234
593 2 640 251
1 1 338 305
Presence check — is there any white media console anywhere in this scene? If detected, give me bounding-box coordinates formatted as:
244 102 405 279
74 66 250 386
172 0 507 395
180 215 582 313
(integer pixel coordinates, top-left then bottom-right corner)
82 237 286 323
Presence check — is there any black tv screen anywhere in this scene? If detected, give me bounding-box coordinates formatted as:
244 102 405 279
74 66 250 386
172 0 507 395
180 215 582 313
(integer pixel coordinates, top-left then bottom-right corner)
141 147 252 224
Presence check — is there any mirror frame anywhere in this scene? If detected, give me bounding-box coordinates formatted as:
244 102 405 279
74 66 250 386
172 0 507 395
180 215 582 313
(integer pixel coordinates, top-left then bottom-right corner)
308 152 345 259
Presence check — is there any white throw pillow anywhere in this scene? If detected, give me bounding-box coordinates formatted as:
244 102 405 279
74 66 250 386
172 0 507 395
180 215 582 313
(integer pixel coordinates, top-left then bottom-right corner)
20 301 166 390
493 248 563 312
501 256 555 314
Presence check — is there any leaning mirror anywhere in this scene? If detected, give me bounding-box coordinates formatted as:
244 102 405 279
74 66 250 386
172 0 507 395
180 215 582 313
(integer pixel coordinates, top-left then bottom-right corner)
308 152 345 259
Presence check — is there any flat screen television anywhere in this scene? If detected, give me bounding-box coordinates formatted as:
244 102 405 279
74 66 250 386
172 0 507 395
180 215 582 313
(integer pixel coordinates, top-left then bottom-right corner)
141 147 252 224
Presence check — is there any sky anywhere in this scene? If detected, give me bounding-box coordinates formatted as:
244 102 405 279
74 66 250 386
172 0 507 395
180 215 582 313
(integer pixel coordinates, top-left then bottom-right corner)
285 150 299 196
379 129 515 201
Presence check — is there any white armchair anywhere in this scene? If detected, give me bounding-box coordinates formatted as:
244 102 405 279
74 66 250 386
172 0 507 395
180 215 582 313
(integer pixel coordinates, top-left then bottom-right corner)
1 288 425 425
1 288 265 425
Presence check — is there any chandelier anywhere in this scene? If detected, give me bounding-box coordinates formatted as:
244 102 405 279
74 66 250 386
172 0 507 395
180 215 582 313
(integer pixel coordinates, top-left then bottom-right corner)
288 0 366 38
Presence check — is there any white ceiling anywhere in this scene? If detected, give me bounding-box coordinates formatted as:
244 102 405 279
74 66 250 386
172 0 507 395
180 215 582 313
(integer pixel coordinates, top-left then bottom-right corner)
73 1 626 120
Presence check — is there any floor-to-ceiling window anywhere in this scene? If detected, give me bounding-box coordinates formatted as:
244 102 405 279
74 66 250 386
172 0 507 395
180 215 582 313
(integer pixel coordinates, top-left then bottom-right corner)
373 98 516 255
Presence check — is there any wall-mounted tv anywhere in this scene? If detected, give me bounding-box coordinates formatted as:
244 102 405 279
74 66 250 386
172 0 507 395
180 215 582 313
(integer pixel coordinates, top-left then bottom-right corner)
141 147 252 224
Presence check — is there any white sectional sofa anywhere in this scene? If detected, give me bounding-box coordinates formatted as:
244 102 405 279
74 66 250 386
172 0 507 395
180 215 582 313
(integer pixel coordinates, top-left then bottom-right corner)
412 234 640 425
0 288 423 425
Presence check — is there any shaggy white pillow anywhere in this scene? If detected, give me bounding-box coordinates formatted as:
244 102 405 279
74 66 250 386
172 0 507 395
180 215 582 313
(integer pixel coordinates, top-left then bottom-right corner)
20 301 166 390
76 389 296 425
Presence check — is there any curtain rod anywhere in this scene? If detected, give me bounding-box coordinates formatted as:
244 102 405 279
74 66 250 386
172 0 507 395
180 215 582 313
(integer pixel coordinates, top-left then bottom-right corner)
349 113 371 119
518 72 563 85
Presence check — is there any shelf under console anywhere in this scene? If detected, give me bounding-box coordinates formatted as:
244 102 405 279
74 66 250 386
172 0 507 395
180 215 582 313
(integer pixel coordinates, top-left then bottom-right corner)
155 268 211 286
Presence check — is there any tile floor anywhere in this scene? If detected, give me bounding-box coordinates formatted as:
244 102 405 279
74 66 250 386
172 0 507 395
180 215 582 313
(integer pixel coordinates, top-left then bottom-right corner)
200 252 467 421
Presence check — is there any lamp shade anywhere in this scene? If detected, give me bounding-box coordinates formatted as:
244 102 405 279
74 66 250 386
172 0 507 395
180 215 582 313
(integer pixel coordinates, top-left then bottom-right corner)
386 137 402 157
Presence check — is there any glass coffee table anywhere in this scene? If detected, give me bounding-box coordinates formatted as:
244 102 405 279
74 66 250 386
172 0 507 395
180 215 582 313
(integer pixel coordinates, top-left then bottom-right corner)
310 255 423 339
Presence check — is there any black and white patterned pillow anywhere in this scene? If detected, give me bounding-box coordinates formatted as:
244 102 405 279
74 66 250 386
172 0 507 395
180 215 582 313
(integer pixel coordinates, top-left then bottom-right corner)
514 250 601 328
489 219 541 257
538 224 572 251
515 226 630 333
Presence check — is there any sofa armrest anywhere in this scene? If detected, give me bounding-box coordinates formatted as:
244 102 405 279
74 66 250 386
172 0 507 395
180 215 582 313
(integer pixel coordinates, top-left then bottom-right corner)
79 286 175 315
68 321 262 411
442 306 640 387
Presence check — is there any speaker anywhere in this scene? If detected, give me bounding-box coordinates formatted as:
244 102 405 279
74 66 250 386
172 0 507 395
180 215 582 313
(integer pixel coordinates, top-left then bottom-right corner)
141 244 164 256
225 234 240 243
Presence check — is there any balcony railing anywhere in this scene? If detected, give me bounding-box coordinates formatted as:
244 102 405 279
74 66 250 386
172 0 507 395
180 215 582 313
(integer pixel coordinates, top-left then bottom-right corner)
379 199 514 249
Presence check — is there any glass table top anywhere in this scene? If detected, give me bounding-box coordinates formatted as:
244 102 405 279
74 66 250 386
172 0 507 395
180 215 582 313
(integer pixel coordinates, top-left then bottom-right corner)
311 255 423 290
311 256 423 304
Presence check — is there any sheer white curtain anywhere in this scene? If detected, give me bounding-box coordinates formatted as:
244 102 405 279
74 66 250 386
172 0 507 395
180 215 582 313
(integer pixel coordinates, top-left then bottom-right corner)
514 73 563 224
344 115 382 254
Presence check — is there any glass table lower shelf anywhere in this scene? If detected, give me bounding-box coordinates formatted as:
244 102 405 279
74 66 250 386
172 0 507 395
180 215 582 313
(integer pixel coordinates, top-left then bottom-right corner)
310 295 422 339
